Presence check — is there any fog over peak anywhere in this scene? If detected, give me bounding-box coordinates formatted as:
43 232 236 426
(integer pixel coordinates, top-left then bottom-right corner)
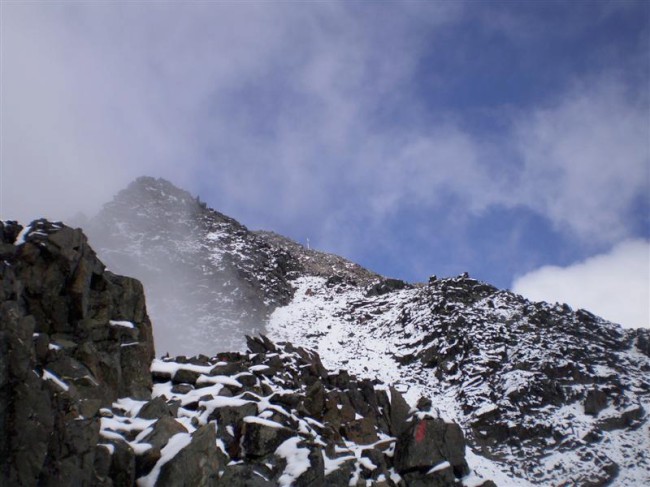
2 2 648 327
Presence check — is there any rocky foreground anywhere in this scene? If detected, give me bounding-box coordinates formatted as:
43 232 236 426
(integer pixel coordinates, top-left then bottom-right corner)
0 220 492 485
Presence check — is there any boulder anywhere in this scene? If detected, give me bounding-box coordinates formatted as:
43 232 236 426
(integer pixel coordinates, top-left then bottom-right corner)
394 418 469 479
138 397 174 420
584 389 608 416
156 424 224 486
242 420 294 458
389 386 412 437
142 416 188 450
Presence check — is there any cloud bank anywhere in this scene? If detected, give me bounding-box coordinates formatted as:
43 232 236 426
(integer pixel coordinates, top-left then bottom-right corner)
513 240 650 328
1 2 648 295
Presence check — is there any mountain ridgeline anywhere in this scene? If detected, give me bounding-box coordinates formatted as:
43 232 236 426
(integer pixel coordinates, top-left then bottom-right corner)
1 176 648 486
86 177 377 356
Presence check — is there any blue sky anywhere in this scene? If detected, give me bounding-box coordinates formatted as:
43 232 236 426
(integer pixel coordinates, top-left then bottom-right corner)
2 1 649 327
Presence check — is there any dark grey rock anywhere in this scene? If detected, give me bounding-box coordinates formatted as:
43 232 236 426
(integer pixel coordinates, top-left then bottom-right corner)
137 396 173 420
366 278 411 297
389 386 411 437
242 421 294 458
394 418 469 479
156 424 224 487
218 464 274 486
0 220 155 485
142 416 188 450
584 389 608 416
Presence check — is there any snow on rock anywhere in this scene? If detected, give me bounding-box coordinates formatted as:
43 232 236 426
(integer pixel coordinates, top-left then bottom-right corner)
86 177 298 356
94 336 488 486
110 320 136 328
268 273 650 486
275 437 311 486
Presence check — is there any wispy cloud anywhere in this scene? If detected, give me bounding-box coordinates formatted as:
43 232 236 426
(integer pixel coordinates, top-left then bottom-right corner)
2 2 648 291
513 78 649 242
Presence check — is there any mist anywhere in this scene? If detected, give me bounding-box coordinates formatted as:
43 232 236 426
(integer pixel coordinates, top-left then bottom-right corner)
82 177 291 356
3 3 648 330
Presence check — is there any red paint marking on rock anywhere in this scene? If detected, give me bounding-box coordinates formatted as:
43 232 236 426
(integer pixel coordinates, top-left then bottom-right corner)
415 421 427 443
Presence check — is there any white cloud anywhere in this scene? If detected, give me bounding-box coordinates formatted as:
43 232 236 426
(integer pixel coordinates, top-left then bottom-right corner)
1 2 647 275
514 79 650 243
0 2 460 226
512 240 650 328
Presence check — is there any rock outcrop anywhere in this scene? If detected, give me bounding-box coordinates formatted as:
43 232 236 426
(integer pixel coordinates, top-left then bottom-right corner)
0 220 154 484
101 335 485 486
268 274 650 485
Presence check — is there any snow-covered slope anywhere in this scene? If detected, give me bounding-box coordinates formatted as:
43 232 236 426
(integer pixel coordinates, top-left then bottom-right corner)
86 177 650 485
267 275 650 485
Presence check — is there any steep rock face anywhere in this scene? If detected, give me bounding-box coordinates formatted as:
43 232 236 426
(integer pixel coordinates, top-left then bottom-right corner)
268 275 650 486
0 220 154 485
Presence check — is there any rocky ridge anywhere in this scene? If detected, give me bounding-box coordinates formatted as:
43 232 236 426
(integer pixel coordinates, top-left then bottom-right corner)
86 177 376 355
102 335 489 486
268 275 650 485
60 177 650 484
1 219 484 486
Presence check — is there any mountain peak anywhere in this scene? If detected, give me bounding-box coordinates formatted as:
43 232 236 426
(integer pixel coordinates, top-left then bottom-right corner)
110 176 202 212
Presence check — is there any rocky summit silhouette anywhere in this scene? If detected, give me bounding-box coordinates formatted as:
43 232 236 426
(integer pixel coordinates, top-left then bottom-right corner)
1 177 648 485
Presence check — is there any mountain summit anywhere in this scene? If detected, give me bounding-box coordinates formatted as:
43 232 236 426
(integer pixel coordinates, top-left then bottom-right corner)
87 176 295 354
82 177 650 485
87 176 378 355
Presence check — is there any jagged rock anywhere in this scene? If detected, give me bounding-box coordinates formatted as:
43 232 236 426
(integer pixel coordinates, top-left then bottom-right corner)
242 421 295 458
138 415 186 447
135 446 161 479
138 396 174 420
366 278 411 297
0 221 22 244
390 386 411 437
108 439 136 487
303 380 326 419
324 458 356 484
342 416 379 445
156 424 223 486
0 220 154 485
218 464 274 486
636 328 650 357
93 444 112 484
135 338 474 486
394 417 469 479
269 268 650 485
584 389 608 416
